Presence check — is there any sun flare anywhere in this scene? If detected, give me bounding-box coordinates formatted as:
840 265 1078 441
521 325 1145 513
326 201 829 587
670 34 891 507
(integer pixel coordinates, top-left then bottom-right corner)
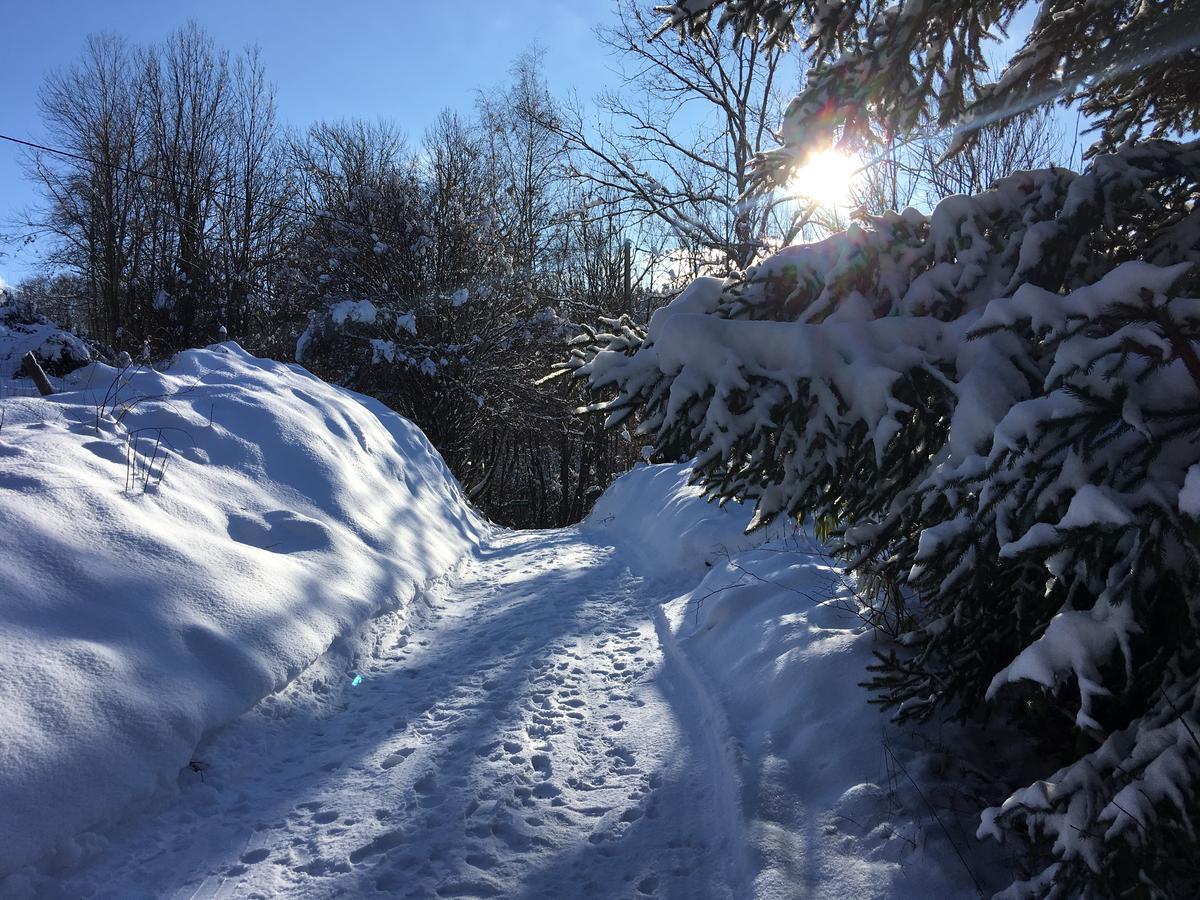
788 149 861 208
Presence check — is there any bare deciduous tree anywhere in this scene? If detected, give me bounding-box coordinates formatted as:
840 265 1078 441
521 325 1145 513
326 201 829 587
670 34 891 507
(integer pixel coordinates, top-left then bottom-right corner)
26 23 289 354
553 0 807 274
143 23 230 346
32 33 144 344
215 48 289 344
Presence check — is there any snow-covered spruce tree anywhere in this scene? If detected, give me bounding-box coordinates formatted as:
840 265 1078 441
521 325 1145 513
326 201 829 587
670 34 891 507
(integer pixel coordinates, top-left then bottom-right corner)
555 4 1200 894
556 1 1200 888
559 136 1200 893
655 1 1200 171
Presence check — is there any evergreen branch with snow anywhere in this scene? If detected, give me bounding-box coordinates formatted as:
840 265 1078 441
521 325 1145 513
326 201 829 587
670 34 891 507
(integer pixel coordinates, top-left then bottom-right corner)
561 138 1200 895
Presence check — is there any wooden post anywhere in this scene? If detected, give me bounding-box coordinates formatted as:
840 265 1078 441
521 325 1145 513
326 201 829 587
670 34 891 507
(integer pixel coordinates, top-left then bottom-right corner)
21 352 55 396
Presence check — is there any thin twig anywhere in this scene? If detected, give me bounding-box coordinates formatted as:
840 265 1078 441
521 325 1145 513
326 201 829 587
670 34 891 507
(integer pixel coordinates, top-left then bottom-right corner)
882 737 984 897
1160 687 1200 756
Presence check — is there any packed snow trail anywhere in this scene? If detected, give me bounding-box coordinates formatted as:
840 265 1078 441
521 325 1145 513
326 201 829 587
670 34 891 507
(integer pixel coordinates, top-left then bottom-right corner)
56 529 742 899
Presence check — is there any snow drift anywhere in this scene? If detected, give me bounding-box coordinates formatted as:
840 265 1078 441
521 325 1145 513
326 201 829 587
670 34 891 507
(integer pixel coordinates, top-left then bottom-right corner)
0 343 483 876
585 460 783 577
666 539 984 899
591 463 984 898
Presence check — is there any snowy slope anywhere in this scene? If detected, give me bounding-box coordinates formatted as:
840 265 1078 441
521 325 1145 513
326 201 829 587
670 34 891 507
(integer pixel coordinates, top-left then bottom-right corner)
0 343 483 877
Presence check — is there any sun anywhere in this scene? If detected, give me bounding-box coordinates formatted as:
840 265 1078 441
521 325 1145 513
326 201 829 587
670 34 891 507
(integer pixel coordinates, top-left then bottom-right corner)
787 149 861 208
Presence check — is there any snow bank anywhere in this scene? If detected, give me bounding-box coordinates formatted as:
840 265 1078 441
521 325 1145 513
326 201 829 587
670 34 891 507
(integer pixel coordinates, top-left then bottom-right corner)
591 463 985 897
584 461 781 577
0 343 483 877
666 541 984 899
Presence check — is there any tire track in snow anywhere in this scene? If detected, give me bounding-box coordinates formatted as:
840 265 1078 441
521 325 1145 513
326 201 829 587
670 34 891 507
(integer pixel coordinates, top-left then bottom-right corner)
49 529 740 899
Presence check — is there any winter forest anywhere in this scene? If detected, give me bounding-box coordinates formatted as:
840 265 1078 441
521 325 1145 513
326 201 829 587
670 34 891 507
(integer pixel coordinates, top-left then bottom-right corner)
0 1 1197 898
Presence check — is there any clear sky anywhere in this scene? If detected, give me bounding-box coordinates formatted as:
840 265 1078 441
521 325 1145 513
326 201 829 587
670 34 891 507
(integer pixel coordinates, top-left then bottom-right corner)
0 0 620 286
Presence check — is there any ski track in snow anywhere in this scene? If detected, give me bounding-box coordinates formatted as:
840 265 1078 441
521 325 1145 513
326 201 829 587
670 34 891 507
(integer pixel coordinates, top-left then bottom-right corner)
56 529 738 900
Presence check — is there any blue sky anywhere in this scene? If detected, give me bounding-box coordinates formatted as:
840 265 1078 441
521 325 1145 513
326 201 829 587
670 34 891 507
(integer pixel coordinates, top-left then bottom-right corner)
0 0 619 286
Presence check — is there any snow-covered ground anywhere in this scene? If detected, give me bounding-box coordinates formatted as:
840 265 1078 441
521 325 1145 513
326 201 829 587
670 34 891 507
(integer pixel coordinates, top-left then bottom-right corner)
1 347 983 898
18 528 746 899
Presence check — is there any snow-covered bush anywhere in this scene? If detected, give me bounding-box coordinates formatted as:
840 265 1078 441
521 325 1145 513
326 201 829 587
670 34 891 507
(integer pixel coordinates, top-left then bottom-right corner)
286 108 645 529
0 295 93 378
295 272 585 519
560 139 1200 895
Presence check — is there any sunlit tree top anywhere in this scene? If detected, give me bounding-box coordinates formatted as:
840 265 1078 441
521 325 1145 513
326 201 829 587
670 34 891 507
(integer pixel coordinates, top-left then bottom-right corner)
655 0 1200 186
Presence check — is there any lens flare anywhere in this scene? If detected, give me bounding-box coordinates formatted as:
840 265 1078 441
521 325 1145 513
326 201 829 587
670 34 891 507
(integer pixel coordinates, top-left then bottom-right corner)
788 150 860 208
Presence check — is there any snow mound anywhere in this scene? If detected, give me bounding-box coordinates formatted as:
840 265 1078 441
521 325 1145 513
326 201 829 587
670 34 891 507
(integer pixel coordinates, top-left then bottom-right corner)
584 462 781 576
0 343 483 877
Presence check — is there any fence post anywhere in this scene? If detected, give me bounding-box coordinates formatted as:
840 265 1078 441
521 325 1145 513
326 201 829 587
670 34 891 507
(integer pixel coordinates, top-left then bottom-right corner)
21 352 55 397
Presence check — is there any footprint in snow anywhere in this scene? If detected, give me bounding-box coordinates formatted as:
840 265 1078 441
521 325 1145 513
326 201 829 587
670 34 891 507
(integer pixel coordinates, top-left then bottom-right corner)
240 848 270 865
226 509 331 553
381 747 415 769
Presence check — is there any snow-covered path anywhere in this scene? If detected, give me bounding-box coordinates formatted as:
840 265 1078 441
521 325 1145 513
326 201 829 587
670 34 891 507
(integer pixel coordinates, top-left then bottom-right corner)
59 529 741 899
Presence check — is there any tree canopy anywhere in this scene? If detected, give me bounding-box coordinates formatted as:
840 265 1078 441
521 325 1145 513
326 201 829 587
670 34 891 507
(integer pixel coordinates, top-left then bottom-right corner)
656 0 1200 185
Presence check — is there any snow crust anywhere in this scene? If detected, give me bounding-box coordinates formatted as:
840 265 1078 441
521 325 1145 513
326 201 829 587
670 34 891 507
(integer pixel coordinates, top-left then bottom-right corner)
0 343 482 876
